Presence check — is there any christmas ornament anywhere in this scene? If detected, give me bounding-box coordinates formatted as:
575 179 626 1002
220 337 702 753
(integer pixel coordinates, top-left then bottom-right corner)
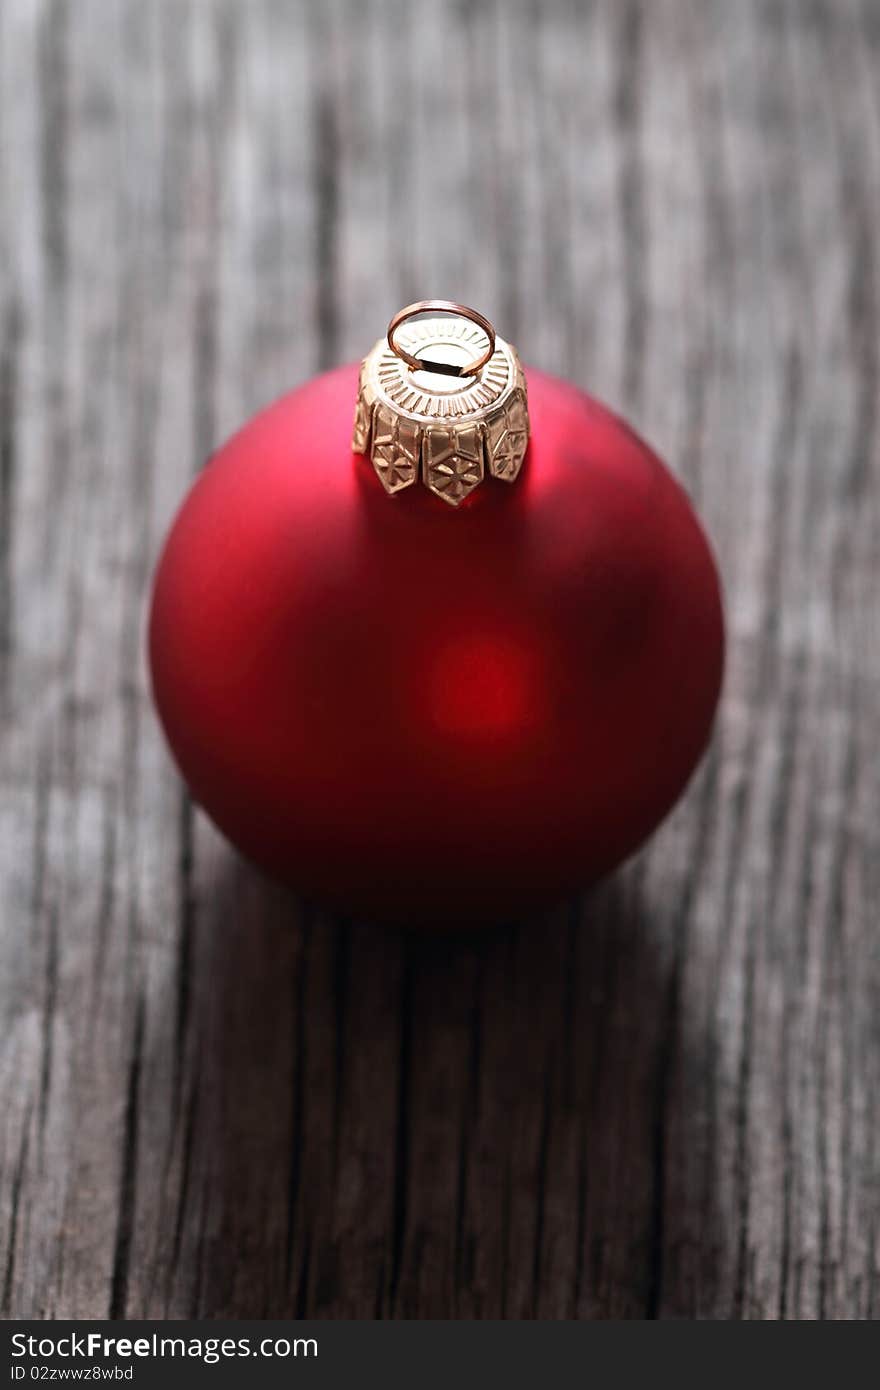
149 301 724 921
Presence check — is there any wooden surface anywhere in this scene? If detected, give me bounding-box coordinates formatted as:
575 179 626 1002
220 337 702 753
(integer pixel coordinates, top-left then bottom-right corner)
1 0 879 1321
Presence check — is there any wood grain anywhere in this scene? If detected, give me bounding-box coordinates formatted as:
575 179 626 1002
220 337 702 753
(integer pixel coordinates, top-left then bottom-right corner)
1 0 879 1320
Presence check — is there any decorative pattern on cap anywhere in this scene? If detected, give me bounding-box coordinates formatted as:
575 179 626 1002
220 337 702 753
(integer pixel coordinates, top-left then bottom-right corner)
352 306 529 507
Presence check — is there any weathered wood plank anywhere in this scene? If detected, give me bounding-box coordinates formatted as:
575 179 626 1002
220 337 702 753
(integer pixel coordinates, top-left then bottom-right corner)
1 0 878 1320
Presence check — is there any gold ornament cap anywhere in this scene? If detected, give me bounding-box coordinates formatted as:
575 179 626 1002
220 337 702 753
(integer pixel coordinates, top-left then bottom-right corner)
352 300 530 507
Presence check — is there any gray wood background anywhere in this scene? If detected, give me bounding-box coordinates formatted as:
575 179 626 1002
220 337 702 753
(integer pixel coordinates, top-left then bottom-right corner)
1 0 878 1321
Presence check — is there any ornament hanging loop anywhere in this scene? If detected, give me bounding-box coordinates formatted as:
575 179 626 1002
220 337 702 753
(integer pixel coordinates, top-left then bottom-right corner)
387 300 496 378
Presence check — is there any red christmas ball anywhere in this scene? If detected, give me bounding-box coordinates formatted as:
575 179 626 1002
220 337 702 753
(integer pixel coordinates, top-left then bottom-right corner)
149 363 723 921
